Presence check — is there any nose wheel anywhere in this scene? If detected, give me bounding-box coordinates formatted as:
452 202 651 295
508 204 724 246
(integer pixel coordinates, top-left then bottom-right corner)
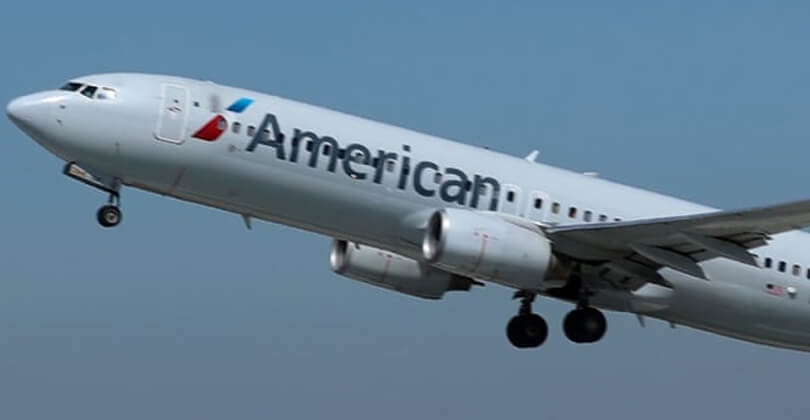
97 203 122 228
96 191 122 228
96 194 122 228
506 291 549 349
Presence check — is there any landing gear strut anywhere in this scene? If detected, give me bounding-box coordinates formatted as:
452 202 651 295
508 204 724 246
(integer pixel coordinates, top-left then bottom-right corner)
506 291 548 349
63 162 123 228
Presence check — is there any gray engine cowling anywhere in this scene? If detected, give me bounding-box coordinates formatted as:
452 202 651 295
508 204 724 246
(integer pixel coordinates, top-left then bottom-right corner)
422 208 558 290
330 240 475 300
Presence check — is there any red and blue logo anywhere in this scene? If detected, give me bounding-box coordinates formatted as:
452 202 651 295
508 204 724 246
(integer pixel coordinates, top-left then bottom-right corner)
192 97 254 142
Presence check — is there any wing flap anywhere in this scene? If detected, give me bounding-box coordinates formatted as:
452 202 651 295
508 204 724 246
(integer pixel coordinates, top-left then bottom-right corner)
631 243 708 280
679 232 757 266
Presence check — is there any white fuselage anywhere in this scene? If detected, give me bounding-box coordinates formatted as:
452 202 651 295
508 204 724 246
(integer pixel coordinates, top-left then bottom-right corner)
8 73 810 351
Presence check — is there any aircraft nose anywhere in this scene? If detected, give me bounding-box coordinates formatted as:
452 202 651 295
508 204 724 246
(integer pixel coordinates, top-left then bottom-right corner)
6 92 61 134
6 95 40 128
6 96 26 124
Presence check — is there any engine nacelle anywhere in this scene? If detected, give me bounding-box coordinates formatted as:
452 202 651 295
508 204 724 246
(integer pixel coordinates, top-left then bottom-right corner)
422 208 557 290
330 240 474 300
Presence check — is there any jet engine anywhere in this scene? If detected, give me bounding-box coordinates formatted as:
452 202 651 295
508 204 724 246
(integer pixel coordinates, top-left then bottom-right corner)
422 208 559 290
330 240 475 300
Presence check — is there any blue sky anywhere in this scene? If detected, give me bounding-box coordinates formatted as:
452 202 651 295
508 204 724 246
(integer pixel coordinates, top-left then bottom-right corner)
2 1 810 419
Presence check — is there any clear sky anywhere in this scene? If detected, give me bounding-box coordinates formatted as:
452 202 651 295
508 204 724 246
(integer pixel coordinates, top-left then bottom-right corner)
2 1 810 419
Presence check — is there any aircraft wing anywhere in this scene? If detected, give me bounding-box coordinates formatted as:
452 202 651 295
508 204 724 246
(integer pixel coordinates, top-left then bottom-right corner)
545 199 810 281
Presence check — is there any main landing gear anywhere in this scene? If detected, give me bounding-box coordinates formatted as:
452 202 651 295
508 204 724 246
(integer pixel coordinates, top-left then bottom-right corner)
562 305 607 344
506 290 608 349
506 291 548 348
63 162 123 228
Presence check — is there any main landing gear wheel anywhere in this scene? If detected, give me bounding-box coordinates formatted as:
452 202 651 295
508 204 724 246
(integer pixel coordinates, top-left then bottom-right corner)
563 307 607 344
97 204 122 228
507 314 548 348
506 291 549 349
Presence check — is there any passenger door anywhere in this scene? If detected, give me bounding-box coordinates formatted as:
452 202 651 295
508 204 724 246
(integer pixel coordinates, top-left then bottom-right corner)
155 83 188 144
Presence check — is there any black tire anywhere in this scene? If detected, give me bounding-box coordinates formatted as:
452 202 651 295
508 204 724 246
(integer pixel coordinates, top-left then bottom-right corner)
506 314 549 349
97 205 122 228
563 307 607 344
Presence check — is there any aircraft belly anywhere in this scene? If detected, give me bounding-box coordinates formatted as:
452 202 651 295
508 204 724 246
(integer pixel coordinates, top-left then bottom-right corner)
658 267 810 350
129 148 426 256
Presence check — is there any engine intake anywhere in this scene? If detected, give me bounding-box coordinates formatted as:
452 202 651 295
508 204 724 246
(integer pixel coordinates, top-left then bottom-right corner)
330 240 474 300
423 208 557 290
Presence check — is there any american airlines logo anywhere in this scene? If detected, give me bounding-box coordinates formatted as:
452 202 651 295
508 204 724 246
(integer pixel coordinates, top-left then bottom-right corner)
245 113 503 211
192 98 255 141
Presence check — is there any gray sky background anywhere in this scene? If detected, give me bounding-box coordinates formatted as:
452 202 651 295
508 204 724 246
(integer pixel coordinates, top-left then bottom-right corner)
2 1 810 419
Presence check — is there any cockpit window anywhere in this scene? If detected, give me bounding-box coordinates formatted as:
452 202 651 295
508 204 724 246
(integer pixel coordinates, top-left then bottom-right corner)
96 87 117 100
80 85 97 99
62 82 117 100
60 82 83 92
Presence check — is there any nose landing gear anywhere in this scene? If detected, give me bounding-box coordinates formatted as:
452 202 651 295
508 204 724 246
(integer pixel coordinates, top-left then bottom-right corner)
63 162 123 228
96 194 122 228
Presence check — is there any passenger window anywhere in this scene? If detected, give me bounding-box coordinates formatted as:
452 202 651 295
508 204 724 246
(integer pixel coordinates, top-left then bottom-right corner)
247 126 256 137
80 85 97 98
534 198 543 209
478 184 486 195
323 144 331 155
568 207 577 218
614 217 622 222
232 122 241 134
793 264 801 276
806 268 810 279
779 261 786 272
219 119 228 131
584 210 592 222
434 173 442 184
338 149 346 160
552 202 560 214
506 191 515 202
599 214 607 222
386 160 395 172
765 258 772 268
306 141 313 152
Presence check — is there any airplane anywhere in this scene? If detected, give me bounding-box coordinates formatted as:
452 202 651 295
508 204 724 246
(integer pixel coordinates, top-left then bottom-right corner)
7 73 810 351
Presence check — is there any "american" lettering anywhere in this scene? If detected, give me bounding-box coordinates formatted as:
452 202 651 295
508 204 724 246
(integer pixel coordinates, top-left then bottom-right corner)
245 113 501 210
